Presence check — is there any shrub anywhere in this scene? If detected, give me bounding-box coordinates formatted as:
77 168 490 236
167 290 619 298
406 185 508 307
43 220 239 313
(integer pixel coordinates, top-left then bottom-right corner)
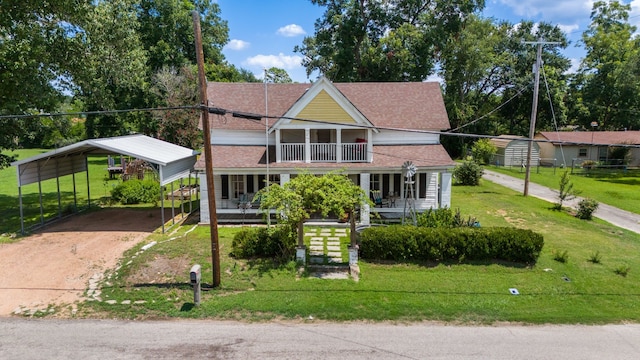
553 249 569 263
231 226 296 260
471 139 497 165
417 207 478 228
576 198 599 220
614 265 630 277
587 251 602 264
110 179 160 205
453 159 483 186
359 225 543 264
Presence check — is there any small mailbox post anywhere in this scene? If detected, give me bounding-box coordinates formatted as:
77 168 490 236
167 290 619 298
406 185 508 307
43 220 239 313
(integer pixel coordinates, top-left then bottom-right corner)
190 264 202 306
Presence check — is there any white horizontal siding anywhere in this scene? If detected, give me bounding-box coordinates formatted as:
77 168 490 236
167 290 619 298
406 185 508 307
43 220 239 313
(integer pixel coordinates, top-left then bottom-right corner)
371 131 440 145
211 130 272 145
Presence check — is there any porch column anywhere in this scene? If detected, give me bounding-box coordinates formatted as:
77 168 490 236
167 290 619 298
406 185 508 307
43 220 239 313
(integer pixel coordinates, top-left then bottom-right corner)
366 129 373 162
360 173 371 225
275 129 281 163
199 172 210 224
336 129 342 163
304 128 311 163
280 173 290 186
440 172 452 208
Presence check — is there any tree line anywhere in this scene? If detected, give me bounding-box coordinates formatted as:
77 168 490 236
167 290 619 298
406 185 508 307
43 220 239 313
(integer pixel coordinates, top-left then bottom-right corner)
1 0 639 168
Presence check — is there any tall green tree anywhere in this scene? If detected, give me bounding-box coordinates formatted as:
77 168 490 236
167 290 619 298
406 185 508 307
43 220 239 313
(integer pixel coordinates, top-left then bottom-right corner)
296 0 485 82
0 0 89 167
137 0 228 71
575 0 640 130
265 67 293 83
150 66 201 149
72 0 149 138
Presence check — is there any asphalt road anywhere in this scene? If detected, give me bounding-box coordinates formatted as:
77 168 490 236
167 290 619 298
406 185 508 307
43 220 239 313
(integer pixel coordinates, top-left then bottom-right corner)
1 318 640 360
483 170 640 234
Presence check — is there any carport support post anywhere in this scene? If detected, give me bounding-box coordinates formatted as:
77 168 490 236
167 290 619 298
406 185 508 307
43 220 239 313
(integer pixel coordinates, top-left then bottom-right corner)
194 11 221 287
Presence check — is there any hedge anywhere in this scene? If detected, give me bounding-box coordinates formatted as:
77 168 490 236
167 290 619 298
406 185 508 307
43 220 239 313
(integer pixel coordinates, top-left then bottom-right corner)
359 225 543 264
231 226 296 260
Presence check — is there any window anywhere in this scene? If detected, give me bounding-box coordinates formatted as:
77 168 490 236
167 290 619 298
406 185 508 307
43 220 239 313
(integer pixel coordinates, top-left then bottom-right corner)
579 148 587 157
231 175 245 198
370 174 381 191
221 175 229 199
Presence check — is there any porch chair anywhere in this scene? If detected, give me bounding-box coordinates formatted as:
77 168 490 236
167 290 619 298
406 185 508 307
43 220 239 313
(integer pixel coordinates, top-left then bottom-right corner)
371 190 388 207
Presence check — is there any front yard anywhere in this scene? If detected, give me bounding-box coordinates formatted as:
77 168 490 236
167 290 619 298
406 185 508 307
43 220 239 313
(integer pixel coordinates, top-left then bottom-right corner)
78 181 640 324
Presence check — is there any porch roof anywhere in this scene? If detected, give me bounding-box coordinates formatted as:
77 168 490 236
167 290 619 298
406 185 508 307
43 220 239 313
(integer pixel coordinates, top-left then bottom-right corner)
195 144 455 172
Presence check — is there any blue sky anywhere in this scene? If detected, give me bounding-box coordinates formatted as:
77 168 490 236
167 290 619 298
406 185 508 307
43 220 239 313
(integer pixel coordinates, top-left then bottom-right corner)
217 0 640 83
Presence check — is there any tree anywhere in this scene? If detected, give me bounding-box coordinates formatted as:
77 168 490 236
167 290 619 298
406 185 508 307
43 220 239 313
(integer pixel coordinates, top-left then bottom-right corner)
256 172 371 247
72 0 149 138
296 0 486 82
555 171 580 210
151 66 202 149
265 67 293 83
574 0 640 131
137 0 228 71
471 138 496 165
0 0 89 167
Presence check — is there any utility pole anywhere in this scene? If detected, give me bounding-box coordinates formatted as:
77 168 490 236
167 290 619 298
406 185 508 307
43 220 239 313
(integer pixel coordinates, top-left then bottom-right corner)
522 39 560 196
193 11 220 287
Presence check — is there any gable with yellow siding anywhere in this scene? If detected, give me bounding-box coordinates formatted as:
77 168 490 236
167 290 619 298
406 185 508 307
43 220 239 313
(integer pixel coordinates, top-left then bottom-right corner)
291 90 358 124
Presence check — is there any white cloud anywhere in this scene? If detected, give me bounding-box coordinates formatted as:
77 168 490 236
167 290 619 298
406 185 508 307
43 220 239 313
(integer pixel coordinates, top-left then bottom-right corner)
558 23 579 34
499 0 593 21
565 58 581 74
225 39 250 51
276 24 306 37
631 0 640 32
244 53 303 70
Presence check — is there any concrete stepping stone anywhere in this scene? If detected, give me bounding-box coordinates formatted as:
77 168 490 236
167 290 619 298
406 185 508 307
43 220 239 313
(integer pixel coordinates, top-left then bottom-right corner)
310 237 324 241
309 250 323 256
328 257 343 263
310 241 323 246
326 245 341 252
327 237 340 241
309 245 323 251
327 251 342 257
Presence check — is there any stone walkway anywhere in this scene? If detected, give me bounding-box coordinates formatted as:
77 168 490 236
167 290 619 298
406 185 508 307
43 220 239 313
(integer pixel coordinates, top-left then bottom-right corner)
304 228 351 279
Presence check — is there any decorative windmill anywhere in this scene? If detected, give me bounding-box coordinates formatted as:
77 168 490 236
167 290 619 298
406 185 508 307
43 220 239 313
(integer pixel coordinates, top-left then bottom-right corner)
402 161 418 225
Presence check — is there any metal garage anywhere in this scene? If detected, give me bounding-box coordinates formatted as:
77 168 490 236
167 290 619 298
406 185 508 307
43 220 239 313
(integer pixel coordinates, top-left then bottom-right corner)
11 134 200 233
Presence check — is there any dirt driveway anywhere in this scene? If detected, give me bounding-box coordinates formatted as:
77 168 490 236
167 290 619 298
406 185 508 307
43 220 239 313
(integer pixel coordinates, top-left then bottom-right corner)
0 208 168 316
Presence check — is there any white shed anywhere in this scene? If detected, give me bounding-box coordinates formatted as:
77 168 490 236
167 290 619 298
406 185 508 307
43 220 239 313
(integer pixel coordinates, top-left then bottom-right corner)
489 135 540 167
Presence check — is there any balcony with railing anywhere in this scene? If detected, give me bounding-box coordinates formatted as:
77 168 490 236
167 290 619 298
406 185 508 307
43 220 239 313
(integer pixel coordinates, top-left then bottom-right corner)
279 142 368 163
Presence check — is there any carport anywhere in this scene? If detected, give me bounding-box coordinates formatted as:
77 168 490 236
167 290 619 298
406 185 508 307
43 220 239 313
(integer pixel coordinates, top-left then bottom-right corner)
11 134 200 234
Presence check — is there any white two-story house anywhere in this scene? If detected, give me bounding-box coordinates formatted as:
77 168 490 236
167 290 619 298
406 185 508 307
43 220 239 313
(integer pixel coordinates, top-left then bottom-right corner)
196 77 455 224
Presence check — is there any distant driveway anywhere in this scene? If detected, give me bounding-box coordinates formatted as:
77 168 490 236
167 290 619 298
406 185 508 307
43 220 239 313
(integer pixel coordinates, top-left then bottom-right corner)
483 170 640 234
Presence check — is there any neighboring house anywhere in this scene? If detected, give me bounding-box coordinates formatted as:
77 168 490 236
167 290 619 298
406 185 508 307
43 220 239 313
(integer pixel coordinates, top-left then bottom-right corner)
536 131 640 167
489 135 540 167
195 77 455 224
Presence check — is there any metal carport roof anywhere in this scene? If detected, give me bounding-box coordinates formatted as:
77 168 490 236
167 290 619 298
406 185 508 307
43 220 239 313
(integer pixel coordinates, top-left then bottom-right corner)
11 134 200 233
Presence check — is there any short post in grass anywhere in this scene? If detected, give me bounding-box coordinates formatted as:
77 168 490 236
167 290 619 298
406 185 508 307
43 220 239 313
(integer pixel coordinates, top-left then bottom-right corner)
189 264 202 306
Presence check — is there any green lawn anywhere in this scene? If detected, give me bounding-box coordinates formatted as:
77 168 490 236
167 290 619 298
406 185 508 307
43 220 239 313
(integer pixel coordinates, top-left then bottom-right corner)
81 180 640 324
486 165 640 214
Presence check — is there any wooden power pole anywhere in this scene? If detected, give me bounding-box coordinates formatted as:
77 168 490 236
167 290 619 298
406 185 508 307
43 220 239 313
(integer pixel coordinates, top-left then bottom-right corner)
192 11 220 287
522 39 560 196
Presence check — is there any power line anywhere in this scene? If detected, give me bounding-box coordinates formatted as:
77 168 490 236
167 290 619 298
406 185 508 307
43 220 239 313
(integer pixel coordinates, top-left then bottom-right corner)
0 105 199 120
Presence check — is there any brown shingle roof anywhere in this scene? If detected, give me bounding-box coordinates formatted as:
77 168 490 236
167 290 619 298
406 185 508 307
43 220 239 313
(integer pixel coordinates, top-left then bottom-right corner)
195 145 454 171
537 131 640 145
205 81 450 131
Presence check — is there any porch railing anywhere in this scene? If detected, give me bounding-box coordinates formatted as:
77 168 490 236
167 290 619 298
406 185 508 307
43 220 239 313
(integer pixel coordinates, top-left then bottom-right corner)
279 142 368 163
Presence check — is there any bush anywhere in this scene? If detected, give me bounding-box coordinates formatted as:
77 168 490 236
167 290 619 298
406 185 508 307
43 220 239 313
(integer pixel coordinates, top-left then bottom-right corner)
471 139 497 165
416 207 478 228
359 225 543 264
110 179 161 205
552 249 569 263
453 159 483 186
576 198 599 220
231 226 296 260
